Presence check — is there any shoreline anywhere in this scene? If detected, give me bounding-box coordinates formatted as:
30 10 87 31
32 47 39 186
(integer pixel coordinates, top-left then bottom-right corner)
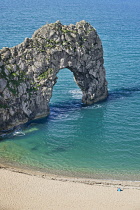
1 162 140 189
0 165 140 210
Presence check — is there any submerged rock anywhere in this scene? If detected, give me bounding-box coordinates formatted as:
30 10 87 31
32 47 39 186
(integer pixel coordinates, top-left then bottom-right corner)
0 20 108 131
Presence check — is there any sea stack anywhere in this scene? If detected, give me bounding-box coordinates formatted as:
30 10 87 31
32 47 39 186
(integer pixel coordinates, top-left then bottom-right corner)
0 20 108 132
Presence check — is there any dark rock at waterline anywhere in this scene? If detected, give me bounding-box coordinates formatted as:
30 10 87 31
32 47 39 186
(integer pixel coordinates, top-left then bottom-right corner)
0 20 108 131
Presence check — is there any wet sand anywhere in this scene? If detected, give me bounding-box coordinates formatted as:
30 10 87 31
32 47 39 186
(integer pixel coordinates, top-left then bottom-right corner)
0 165 140 210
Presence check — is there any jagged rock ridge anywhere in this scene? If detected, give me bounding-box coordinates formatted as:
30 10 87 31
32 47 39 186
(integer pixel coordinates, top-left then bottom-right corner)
0 20 108 131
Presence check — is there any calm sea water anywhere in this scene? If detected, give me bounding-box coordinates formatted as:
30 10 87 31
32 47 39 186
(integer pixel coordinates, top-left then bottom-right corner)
0 0 140 181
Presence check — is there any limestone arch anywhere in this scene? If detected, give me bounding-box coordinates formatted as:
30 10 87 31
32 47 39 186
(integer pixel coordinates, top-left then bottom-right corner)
0 20 108 131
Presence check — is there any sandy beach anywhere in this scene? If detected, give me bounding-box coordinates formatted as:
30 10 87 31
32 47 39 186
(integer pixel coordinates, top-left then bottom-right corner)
0 166 140 210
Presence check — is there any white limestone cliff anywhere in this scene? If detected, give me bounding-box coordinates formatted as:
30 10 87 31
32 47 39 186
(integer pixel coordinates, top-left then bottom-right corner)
0 20 108 132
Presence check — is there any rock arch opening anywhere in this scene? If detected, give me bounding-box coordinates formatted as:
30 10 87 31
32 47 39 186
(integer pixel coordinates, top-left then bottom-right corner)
0 20 108 131
50 68 82 105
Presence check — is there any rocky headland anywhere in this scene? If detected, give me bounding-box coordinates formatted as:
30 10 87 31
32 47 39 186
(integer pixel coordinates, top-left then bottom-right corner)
0 20 108 132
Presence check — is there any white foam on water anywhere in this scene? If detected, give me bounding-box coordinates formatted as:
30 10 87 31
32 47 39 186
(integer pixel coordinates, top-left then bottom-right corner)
69 89 82 99
93 104 102 109
13 130 25 137
83 104 103 110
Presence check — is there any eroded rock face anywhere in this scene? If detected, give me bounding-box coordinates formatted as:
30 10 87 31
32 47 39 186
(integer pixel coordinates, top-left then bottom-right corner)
0 20 108 131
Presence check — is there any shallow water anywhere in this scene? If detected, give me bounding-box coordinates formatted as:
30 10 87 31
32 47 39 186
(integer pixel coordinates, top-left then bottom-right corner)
0 0 140 181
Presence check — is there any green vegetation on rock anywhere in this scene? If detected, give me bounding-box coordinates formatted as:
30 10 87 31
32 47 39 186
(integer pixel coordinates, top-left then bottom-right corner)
0 104 9 109
38 68 53 80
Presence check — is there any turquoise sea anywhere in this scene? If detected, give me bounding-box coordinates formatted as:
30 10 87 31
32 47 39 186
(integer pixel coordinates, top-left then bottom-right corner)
0 0 140 180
